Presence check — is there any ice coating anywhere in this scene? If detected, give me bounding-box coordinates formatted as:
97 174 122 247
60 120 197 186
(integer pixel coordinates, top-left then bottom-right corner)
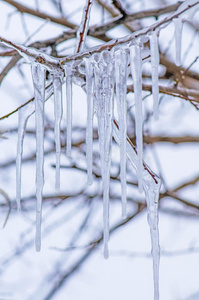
75 0 93 53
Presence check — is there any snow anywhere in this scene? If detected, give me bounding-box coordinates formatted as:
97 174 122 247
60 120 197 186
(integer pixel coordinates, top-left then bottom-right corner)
93 50 114 258
84 57 94 185
114 48 128 219
148 30 160 120
16 102 34 212
31 64 46 251
64 64 73 157
53 74 63 191
130 42 143 193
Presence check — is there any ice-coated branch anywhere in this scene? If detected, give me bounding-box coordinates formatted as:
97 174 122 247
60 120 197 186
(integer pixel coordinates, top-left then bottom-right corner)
75 0 93 54
0 36 63 72
60 0 199 65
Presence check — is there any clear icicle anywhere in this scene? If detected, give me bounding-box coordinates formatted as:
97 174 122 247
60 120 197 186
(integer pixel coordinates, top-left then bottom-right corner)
64 65 73 157
31 64 46 252
53 74 63 191
113 120 161 300
115 48 128 219
144 181 160 300
16 102 34 211
130 43 143 193
94 51 114 259
149 30 159 120
173 18 183 67
84 58 94 185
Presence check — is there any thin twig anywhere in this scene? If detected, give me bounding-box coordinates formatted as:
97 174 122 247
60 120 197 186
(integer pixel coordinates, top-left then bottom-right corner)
75 0 93 54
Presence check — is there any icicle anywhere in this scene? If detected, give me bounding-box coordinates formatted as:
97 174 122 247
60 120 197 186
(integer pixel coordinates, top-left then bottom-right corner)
53 74 63 191
16 102 34 211
173 18 183 67
112 120 161 300
84 57 94 185
64 65 73 157
114 48 128 219
144 181 161 300
31 64 46 252
149 30 159 120
130 42 143 193
75 0 93 53
94 50 114 259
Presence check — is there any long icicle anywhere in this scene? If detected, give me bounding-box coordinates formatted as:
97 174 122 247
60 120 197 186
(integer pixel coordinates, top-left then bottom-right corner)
149 30 160 120
32 64 46 252
115 48 128 219
173 17 183 67
94 51 114 259
16 102 34 211
145 182 160 300
113 120 161 300
65 65 73 157
103 50 114 259
84 57 94 185
130 42 143 193
53 74 63 191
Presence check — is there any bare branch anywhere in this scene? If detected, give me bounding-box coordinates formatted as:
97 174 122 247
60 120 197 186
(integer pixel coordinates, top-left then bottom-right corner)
2 0 77 29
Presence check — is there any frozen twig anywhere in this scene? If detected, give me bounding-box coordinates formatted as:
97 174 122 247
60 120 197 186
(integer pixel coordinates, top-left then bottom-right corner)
75 0 93 54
